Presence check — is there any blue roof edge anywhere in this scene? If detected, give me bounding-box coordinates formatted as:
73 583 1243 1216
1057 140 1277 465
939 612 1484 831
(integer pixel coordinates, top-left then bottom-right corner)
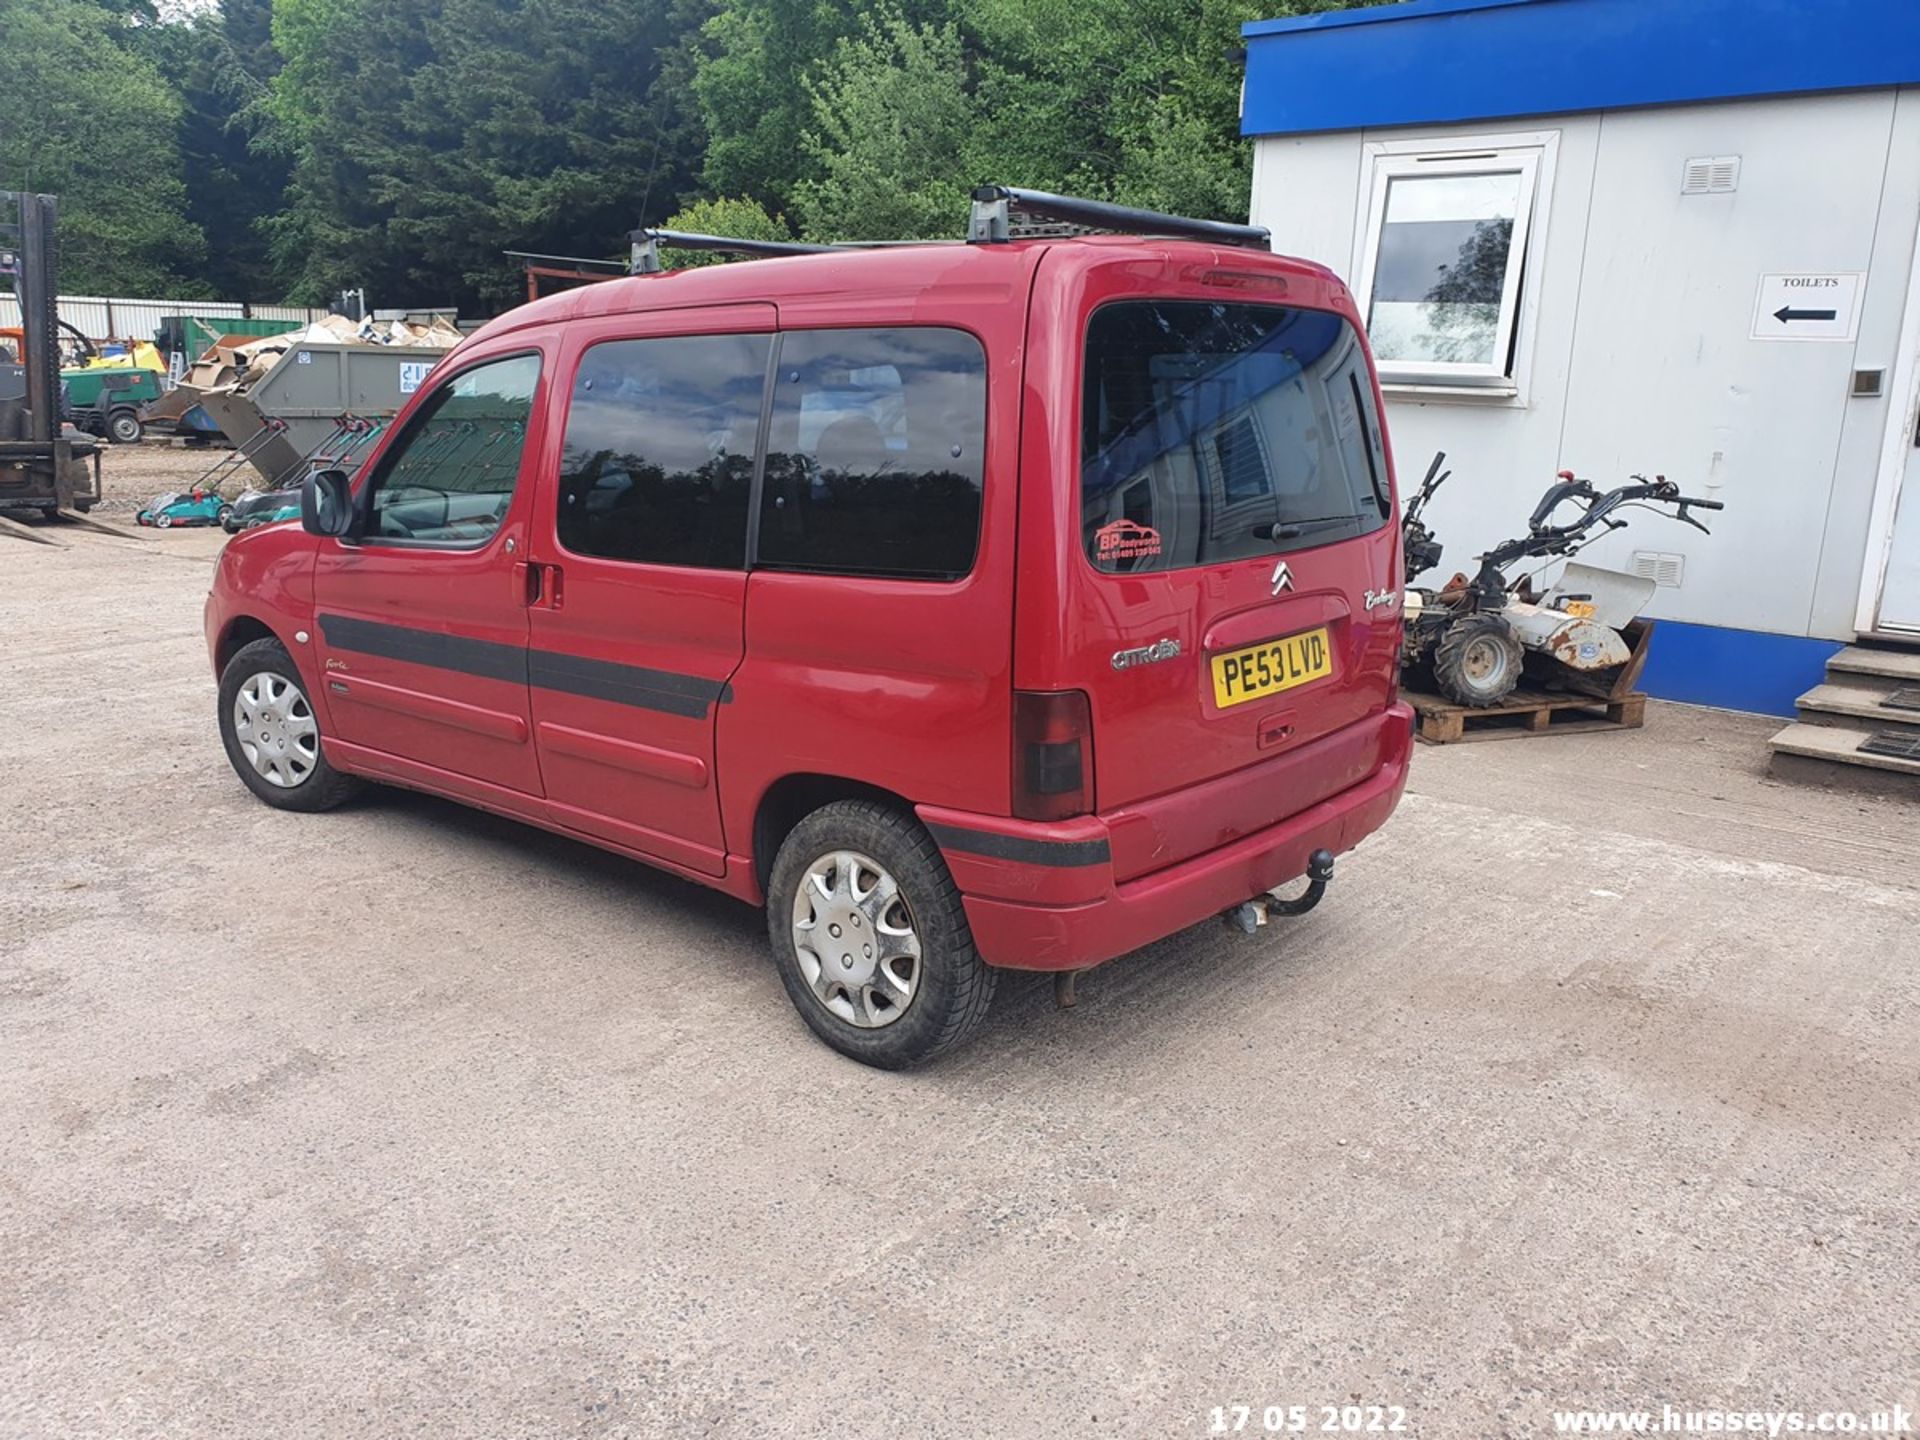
1243 0 1543 41
1241 0 1920 138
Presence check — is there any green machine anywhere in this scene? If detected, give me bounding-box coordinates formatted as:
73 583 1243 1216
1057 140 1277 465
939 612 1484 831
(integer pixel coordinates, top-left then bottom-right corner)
63 364 166 444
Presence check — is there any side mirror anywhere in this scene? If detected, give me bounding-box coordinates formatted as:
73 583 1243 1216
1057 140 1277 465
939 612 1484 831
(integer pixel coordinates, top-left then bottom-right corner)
301 468 354 538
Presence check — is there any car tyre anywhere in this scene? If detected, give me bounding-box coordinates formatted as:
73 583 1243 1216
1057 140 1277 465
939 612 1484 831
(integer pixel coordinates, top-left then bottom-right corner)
217 637 363 812
1433 613 1524 708
767 799 995 1069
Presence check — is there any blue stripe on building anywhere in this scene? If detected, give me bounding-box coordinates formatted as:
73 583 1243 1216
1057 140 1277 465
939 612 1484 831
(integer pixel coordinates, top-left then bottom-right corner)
1242 0 1920 138
1637 622 1844 719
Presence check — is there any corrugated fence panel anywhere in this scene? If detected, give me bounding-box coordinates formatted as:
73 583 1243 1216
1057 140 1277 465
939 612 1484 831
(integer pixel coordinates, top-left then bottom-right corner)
0 295 320 342
248 304 324 323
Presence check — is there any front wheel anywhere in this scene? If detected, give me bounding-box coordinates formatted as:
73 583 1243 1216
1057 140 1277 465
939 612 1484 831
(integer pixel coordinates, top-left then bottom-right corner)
767 800 995 1069
1433 613 1524 708
217 637 363 811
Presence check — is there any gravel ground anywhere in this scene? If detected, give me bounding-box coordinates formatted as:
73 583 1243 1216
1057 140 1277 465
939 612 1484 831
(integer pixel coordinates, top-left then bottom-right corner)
2 529 1916 1439
85 439 242 515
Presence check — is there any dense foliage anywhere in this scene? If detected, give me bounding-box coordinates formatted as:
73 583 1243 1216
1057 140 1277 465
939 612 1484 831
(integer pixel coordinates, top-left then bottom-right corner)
0 0 1377 310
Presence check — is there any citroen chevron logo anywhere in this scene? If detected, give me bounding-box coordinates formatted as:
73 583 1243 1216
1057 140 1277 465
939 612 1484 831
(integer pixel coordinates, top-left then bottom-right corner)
1271 561 1294 595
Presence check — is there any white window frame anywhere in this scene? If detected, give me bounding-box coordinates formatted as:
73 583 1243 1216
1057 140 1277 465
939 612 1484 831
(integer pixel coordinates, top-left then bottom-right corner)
1350 130 1559 401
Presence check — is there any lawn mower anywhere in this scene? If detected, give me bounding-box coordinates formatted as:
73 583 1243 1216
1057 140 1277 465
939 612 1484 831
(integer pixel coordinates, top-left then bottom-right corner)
1401 453 1725 707
137 489 233 529
221 480 302 533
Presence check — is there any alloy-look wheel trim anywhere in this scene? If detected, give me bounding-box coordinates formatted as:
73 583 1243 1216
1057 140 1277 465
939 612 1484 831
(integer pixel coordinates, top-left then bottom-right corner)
233 670 320 788
790 849 923 1028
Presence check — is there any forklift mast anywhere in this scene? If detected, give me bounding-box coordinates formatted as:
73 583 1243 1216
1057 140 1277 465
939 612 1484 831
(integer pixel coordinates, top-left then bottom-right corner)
0 190 100 514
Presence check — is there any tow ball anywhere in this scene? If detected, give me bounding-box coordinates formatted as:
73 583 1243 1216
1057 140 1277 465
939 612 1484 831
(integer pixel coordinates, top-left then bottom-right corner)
1224 848 1336 935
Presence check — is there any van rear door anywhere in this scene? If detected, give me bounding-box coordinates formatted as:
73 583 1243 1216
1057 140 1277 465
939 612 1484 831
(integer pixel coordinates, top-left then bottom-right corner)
1017 252 1402 857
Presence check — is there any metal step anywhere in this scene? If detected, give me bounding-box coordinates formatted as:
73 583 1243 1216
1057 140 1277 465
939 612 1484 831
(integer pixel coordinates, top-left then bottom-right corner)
1883 687 1920 712
1793 681 1920 733
1861 731 1920 761
1827 645 1920 684
1768 720 1920 781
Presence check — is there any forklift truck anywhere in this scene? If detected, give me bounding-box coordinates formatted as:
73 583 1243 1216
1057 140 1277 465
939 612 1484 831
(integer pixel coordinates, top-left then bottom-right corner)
1 192 102 517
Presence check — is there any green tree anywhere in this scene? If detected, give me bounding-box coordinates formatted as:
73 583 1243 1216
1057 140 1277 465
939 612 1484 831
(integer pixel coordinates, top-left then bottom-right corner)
959 0 1274 216
141 0 291 298
695 0 1386 245
269 0 705 309
687 0 951 216
792 11 980 241
0 0 205 294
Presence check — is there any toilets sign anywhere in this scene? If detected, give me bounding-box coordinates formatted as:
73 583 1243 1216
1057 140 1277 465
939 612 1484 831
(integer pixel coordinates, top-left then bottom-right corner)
1750 272 1862 341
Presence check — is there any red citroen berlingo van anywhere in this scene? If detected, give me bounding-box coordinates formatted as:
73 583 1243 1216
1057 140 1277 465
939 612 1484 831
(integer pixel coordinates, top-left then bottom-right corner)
204 187 1414 1068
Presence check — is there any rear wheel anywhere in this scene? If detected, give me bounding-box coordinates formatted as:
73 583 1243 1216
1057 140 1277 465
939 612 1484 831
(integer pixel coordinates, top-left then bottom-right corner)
767 800 995 1069
107 408 143 444
217 637 363 811
1433 613 1524 708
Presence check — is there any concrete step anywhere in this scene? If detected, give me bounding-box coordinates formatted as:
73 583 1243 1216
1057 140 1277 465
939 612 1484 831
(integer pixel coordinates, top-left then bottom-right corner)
1794 681 1920 732
1768 720 1920 796
1828 644 1920 683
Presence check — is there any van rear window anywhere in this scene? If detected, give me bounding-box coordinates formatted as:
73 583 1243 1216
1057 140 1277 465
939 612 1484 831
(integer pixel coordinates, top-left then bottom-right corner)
1081 301 1390 574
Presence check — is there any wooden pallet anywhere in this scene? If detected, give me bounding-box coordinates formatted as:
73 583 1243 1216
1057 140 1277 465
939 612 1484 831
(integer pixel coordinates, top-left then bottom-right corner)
1405 686 1648 744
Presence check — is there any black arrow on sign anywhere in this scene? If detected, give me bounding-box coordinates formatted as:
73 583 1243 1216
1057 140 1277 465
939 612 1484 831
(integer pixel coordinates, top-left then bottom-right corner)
1774 305 1838 324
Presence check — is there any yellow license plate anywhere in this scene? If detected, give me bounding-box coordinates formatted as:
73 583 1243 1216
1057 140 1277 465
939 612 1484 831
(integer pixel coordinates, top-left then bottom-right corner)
1211 627 1334 709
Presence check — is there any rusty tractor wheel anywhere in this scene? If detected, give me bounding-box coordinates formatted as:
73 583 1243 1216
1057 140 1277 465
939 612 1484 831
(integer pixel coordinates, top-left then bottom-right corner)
1433 614 1523 708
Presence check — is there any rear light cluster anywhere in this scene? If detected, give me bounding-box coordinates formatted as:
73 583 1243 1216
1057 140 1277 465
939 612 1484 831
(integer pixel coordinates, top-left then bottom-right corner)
1012 689 1093 821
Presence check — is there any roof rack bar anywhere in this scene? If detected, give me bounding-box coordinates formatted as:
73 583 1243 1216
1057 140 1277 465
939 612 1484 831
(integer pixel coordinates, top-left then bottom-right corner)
629 228 843 274
967 185 1271 250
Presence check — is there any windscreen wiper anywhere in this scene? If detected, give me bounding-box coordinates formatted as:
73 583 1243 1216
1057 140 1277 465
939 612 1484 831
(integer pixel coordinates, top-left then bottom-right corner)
1250 513 1368 542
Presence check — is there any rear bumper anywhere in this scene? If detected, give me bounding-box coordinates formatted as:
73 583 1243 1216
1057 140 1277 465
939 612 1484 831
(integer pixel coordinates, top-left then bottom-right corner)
919 702 1413 971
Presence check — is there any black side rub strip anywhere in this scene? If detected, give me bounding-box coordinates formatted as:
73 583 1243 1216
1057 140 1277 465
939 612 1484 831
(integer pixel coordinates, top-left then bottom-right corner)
319 614 731 719
529 650 717 720
320 614 526 685
926 822 1111 868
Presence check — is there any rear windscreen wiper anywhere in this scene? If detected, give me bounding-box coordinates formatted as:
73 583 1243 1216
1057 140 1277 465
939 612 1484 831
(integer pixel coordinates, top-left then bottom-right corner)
1251 513 1368 542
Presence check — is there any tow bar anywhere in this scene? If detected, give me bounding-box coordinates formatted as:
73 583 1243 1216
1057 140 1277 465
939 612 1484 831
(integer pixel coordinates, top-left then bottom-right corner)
1224 848 1335 935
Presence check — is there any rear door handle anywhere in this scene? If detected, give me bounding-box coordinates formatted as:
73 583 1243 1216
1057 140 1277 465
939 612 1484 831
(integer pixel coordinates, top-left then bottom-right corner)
515 560 541 607
517 562 565 610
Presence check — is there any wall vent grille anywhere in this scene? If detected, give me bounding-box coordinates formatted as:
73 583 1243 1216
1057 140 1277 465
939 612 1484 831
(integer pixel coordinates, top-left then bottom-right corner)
1681 155 1740 194
1631 551 1685 588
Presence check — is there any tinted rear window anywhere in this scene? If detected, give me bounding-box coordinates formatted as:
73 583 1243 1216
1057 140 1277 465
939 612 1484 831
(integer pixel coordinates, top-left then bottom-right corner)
1081 301 1390 574
758 327 986 581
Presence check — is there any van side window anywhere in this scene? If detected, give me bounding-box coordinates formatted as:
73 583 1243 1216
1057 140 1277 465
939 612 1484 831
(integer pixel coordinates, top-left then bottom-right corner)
366 353 539 546
758 327 985 582
557 333 772 570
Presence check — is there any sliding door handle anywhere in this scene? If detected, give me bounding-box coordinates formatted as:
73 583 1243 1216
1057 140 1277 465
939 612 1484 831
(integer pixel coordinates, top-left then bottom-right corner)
514 560 542 607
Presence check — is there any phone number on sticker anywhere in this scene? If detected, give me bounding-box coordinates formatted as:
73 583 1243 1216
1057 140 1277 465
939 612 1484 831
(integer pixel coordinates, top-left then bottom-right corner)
1208 1404 1408 1433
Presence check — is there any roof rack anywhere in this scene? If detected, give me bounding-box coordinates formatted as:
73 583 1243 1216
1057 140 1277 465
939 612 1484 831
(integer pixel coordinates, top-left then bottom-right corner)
967 185 1270 250
629 229 843 274
623 187 1270 275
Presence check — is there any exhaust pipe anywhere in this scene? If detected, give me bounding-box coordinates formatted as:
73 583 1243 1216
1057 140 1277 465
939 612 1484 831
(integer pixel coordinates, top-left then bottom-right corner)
1224 848 1335 933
